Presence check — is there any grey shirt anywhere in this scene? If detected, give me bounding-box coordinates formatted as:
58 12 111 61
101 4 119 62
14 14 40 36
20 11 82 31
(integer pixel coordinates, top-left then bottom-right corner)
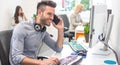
9 20 62 65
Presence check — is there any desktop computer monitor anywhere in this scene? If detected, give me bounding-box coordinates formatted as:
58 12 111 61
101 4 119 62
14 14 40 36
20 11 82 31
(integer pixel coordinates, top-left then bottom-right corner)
103 14 114 51
89 5 107 48
89 5 114 55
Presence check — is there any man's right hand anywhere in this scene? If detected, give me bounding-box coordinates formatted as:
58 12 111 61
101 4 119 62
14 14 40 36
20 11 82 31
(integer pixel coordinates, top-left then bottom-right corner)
40 57 60 65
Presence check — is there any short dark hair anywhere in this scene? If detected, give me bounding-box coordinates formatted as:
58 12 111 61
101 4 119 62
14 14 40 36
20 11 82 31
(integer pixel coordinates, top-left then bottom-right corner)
37 1 56 12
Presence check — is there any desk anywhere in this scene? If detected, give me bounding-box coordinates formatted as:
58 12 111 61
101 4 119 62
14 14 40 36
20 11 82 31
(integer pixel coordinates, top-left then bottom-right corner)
80 43 118 65
77 37 118 65
75 26 84 40
38 43 73 59
74 26 118 64
38 41 118 65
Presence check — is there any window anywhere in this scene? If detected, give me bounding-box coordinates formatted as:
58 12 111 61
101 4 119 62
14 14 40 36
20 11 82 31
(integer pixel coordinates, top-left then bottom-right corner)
54 0 90 12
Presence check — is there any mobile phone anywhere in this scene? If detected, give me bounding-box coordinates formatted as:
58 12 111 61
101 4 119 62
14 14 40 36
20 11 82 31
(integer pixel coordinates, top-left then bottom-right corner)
53 14 60 25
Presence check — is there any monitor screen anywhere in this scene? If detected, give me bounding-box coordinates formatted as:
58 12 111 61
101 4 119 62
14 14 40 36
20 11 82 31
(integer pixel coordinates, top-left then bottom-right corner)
89 5 114 55
89 5 107 48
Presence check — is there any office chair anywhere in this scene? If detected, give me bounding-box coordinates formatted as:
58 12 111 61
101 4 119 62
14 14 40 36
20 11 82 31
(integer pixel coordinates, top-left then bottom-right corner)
59 14 74 42
0 30 13 65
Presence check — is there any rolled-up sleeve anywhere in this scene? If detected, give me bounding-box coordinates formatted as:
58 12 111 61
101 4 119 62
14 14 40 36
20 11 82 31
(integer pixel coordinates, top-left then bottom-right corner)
9 25 26 65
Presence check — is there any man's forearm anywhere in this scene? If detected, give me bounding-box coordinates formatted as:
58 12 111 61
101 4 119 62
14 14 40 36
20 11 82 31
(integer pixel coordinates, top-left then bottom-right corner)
21 57 42 65
57 30 64 48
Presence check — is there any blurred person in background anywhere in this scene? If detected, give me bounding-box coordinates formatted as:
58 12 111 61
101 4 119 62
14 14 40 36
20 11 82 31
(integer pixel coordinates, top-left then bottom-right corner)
13 5 27 26
70 4 84 30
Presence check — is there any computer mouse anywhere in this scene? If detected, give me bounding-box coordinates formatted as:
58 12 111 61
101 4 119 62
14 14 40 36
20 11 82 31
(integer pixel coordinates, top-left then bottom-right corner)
77 50 87 56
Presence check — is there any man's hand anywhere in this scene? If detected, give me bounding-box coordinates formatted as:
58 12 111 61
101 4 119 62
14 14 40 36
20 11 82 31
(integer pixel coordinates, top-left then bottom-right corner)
40 57 60 65
52 16 64 30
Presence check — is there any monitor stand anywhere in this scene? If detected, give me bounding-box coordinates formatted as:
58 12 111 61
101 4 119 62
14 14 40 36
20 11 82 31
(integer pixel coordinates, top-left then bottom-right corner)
91 41 111 56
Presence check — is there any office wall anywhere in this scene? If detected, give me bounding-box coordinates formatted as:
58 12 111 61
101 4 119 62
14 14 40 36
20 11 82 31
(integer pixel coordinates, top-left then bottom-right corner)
20 0 38 20
0 0 38 31
0 0 22 30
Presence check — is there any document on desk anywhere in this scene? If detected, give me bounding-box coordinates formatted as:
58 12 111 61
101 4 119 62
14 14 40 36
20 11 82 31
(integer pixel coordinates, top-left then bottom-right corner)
60 55 82 65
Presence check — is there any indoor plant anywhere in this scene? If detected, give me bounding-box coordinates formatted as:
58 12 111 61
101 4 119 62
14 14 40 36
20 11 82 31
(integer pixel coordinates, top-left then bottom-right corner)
32 14 36 20
84 23 90 43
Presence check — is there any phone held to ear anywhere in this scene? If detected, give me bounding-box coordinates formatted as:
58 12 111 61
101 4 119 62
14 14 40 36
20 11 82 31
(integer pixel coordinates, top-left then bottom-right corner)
53 14 60 25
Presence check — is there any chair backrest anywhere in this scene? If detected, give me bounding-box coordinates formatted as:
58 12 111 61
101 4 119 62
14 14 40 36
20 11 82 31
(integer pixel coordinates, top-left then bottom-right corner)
0 30 13 65
59 14 70 31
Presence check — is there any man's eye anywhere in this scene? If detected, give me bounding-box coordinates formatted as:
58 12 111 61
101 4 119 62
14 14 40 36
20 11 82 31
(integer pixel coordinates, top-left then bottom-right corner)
48 13 52 16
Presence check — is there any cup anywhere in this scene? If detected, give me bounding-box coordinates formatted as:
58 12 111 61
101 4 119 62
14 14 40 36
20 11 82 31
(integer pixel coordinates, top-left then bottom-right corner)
104 60 116 65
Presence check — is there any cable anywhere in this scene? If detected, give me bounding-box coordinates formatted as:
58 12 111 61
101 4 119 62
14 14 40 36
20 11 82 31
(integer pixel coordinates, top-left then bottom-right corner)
102 39 119 64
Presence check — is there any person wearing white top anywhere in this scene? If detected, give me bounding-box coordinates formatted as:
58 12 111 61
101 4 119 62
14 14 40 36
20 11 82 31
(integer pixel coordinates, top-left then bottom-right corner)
13 5 27 26
70 4 84 30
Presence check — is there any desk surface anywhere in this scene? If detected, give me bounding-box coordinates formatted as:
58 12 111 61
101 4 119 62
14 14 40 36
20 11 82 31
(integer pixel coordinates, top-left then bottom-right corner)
81 43 118 65
77 37 118 65
38 40 118 65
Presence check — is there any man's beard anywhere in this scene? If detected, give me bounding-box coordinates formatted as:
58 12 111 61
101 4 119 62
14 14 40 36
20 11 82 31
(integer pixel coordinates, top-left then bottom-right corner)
40 14 50 26
40 18 46 25
40 15 47 25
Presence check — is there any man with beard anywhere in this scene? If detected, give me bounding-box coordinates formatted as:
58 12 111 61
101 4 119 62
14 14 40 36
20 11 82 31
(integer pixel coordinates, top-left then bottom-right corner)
9 1 64 65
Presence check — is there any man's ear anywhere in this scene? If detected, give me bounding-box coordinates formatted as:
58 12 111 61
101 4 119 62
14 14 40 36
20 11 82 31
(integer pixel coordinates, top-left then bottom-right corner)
37 9 42 15
35 10 42 24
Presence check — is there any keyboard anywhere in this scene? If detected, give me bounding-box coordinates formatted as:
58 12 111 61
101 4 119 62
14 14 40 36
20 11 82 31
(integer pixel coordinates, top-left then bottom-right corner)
60 55 82 65
67 41 87 52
